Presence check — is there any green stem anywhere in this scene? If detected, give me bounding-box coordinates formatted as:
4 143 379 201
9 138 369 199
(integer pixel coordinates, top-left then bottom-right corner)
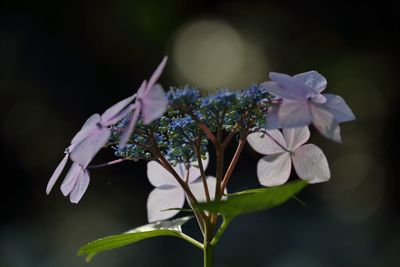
180 233 204 250
203 244 214 267
211 217 231 246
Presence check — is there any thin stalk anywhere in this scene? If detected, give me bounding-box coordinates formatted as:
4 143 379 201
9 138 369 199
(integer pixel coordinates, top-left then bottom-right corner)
179 233 204 250
210 217 231 246
87 158 128 169
193 140 211 202
220 136 247 194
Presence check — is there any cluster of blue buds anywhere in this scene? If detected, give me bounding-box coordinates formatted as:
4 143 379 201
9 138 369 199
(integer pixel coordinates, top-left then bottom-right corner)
111 85 273 165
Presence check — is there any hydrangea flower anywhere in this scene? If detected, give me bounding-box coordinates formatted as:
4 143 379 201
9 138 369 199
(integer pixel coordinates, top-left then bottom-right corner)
247 126 330 186
261 71 355 142
119 57 169 148
146 155 219 222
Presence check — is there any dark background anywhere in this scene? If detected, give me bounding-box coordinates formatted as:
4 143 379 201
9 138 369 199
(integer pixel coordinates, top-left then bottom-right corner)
1 1 399 266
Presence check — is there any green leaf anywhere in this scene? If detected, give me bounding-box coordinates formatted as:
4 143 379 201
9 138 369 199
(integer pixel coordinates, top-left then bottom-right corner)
78 216 201 262
195 180 307 219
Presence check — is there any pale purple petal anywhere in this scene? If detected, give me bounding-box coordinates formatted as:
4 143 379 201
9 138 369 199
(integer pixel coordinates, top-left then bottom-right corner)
100 94 136 125
69 169 90 203
46 153 69 194
279 99 312 128
144 56 168 97
71 114 100 145
118 105 141 149
147 161 179 187
70 127 111 167
147 187 185 222
319 94 356 123
292 144 330 183
141 84 168 125
293 71 327 92
247 130 287 155
103 103 135 126
310 104 342 143
310 93 327 104
282 127 310 151
189 176 223 202
60 163 82 196
268 72 313 99
266 104 281 129
257 153 292 186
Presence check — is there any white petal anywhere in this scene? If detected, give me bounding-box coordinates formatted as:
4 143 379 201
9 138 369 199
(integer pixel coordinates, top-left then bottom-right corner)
71 114 100 145
69 169 90 203
292 144 330 183
147 161 179 187
257 153 292 186
100 94 136 125
144 56 168 97
189 176 219 202
293 71 327 92
187 153 210 183
266 104 281 129
282 127 310 151
147 187 185 222
310 104 342 143
60 163 82 196
46 153 69 194
102 103 135 126
320 94 356 123
118 105 141 149
247 130 287 155
70 127 111 167
279 99 312 128
141 84 168 124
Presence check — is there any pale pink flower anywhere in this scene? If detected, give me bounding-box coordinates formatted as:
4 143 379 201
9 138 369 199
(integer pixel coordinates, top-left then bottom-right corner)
247 127 330 186
119 57 169 148
262 71 355 142
146 155 222 222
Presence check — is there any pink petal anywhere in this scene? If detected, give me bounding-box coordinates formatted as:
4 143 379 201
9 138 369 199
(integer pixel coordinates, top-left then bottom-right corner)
319 94 356 123
293 71 327 92
140 84 168 125
144 56 168 97
147 161 180 187
310 104 342 143
60 163 82 196
282 127 310 151
101 94 136 125
278 99 312 128
103 103 135 126
46 153 69 194
147 186 185 222
292 144 330 183
118 105 141 149
69 169 90 203
70 127 111 167
71 114 100 145
257 152 292 186
247 130 287 155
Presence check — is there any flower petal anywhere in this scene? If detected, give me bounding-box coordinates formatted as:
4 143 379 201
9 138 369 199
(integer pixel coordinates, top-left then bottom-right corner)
46 153 69 194
147 161 179 187
147 187 185 222
70 127 111 167
267 72 312 99
282 126 310 151
293 71 327 92
247 130 287 155
257 153 292 186
278 99 312 128
60 163 82 196
69 169 90 203
266 104 281 129
292 144 330 183
187 153 209 183
100 94 136 125
141 84 168 125
71 114 100 145
310 104 342 143
319 94 356 123
144 56 168 97
189 176 220 202
118 105 141 149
